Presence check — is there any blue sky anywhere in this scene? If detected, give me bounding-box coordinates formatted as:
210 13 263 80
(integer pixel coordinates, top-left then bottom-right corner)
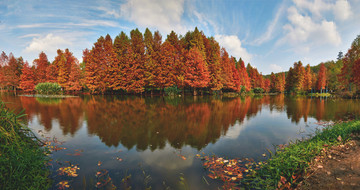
0 0 359 74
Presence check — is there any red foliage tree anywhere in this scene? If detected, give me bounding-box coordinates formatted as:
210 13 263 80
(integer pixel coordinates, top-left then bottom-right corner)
352 58 360 87
263 78 271 92
53 49 68 88
67 63 82 91
33 52 49 83
4 54 23 91
155 41 177 90
184 47 210 95
102 34 118 92
0 51 8 89
303 64 313 91
112 32 130 91
85 36 115 93
19 62 35 92
220 48 235 90
238 58 251 91
317 63 327 92
203 36 223 91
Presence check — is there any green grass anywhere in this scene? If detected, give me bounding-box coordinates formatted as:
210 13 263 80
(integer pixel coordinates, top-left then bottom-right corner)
0 101 51 189
242 120 360 189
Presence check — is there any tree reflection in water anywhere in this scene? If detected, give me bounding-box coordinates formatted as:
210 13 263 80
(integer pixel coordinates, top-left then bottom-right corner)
2 95 358 150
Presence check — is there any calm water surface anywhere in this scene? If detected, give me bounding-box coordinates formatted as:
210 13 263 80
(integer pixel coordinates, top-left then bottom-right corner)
2 94 360 189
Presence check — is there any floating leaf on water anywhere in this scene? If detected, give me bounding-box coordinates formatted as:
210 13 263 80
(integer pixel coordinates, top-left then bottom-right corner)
98 161 102 166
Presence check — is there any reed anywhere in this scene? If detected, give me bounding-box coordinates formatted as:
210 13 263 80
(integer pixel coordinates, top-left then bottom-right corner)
0 101 51 189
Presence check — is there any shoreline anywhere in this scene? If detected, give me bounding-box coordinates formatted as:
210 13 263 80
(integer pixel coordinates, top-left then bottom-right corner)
241 120 360 189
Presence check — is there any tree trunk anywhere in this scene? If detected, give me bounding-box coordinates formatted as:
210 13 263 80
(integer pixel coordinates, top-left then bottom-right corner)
193 88 197 96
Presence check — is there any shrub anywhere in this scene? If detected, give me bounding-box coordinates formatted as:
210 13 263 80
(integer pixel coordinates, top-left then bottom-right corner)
35 82 62 95
164 85 181 96
253 87 264 94
240 86 246 94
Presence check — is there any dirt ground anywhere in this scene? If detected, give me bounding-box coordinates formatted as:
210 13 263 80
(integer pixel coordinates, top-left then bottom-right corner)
298 134 360 190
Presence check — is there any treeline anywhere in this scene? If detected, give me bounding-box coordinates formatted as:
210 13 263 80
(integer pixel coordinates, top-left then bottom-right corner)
0 28 359 95
270 34 360 94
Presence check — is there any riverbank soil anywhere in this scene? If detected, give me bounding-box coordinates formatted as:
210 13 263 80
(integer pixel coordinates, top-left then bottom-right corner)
299 134 360 190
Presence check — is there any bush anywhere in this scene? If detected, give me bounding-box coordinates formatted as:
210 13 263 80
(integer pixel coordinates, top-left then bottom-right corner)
35 82 62 95
240 86 246 94
253 87 264 94
164 85 181 96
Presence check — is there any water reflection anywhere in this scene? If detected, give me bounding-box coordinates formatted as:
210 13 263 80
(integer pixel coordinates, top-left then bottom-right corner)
2 94 360 151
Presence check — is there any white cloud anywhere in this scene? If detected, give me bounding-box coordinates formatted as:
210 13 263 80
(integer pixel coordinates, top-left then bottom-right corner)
18 34 41 39
292 0 353 21
269 64 283 73
333 0 352 20
281 6 341 47
214 34 252 63
98 6 121 18
193 11 219 34
292 0 332 18
253 2 285 45
119 0 187 34
24 33 72 53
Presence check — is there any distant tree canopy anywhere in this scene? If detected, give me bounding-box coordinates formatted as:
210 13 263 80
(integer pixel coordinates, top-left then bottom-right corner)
0 29 359 95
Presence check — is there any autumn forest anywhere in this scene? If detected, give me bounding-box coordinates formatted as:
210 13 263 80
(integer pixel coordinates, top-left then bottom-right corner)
1 27 360 95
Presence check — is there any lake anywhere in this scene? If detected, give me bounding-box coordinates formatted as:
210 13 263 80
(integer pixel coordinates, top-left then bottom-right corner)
1 93 360 189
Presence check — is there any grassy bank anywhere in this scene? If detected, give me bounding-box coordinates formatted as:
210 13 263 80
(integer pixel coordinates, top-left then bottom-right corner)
0 101 51 189
242 120 360 189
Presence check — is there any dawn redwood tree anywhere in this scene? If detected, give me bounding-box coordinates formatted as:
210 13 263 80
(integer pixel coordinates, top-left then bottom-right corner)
238 58 251 91
230 58 241 92
46 64 58 83
263 78 271 93
112 32 130 91
285 67 295 92
143 28 157 93
103 34 118 92
53 49 68 89
270 72 276 92
5 54 23 91
303 64 313 92
34 52 49 83
221 48 235 90
83 48 97 92
351 58 360 87
317 63 327 93
166 31 186 91
122 45 146 93
293 61 305 91
247 64 262 89
67 62 82 91
19 62 35 92
0 51 8 89
339 35 360 91
155 41 177 90
184 47 210 95
203 35 223 92
122 29 146 93
85 36 115 93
